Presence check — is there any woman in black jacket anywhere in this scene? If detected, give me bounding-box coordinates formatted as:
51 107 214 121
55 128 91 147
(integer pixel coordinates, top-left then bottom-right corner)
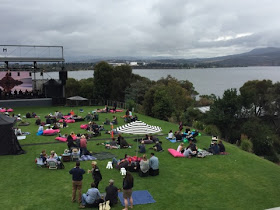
122 172 134 210
67 135 76 151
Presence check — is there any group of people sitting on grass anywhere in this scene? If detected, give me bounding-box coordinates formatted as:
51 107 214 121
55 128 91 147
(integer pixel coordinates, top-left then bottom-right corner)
98 134 132 149
25 112 37 118
85 112 99 121
206 137 226 155
97 104 117 113
38 149 64 168
103 115 118 125
86 121 103 137
65 132 91 157
120 109 138 123
176 137 226 158
112 153 160 177
176 140 199 158
138 140 164 152
70 160 128 209
167 128 200 143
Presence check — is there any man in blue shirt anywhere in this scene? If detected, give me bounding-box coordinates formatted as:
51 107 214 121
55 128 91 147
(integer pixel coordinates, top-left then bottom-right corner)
80 183 102 208
69 161 85 203
138 141 146 153
149 153 159 176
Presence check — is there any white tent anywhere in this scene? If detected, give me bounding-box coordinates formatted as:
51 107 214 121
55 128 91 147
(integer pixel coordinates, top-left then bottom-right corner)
67 96 88 107
116 120 162 156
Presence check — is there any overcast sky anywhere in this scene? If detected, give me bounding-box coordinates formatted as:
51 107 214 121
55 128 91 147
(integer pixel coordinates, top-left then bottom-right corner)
1 0 280 59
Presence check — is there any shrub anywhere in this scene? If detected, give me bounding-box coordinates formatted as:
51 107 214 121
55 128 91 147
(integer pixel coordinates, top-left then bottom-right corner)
264 152 280 163
240 139 253 152
192 121 205 130
126 99 136 111
204 125 221 137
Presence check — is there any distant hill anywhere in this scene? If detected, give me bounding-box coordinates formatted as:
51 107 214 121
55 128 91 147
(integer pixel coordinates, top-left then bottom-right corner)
64 47 280 68
202 47 280 67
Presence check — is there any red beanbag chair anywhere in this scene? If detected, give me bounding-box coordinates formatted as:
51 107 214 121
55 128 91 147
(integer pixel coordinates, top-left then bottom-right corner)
43 129 60 136
168 148 185 158
7 108 14 112
80 124 88 129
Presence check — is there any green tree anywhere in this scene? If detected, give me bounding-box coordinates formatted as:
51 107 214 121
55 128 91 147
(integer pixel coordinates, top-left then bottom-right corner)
206 88 241 142
79 78 94 99
143 86 157 117
151 87 174 121
110 65 132 101
182 106 202 126
156 75 195 121
125 79 152 105
65 78 81 97
93 61 113 100
241 118 277 156
239 80 273 117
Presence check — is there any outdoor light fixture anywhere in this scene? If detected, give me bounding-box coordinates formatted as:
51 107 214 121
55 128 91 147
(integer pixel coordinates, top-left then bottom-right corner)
18 72 20 76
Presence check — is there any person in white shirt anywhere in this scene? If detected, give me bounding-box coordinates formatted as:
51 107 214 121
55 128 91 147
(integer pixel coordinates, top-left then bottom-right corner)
167 130 174 139
14 127 22 136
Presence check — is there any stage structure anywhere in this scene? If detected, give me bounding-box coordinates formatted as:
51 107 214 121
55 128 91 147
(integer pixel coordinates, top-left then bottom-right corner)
0 45 67 99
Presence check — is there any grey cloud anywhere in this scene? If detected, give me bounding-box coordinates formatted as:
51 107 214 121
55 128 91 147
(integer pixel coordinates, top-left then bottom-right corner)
1 0 280 58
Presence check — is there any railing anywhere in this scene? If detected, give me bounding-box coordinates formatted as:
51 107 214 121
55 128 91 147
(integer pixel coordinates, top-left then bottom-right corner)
52 98 128 109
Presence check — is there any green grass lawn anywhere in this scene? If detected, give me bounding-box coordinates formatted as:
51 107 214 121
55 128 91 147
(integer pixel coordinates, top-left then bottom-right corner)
1 106 280 210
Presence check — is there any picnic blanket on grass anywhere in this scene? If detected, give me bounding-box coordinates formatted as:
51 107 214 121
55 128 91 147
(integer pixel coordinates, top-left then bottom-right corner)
79 155 97 161
91 152 116 160
118 190 155 206
17 136 26 140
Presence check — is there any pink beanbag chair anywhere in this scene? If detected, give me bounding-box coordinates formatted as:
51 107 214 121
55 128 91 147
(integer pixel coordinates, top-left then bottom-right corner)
59 119 75 123
0 109 6 112
7 108 14 112
55 136 77 142
109 109 123 113
63 115 71 119
168 148 185 158
43 129 60 136
55 137 67 142
80 124 88 129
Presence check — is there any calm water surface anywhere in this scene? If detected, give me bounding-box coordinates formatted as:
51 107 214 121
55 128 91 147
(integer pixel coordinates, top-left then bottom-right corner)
36 66 280 97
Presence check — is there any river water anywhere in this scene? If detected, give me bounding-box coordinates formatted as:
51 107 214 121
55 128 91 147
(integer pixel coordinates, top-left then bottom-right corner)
36 66 280 97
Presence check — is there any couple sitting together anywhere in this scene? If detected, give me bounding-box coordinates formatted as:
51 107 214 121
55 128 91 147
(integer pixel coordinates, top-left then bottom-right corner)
176 140 198 158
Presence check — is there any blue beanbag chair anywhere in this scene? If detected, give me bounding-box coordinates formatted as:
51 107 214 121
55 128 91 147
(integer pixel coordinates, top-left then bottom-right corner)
36 130 43 136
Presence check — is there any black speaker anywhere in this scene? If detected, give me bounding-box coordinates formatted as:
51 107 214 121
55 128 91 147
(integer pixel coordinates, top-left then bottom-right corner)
59 71 67 81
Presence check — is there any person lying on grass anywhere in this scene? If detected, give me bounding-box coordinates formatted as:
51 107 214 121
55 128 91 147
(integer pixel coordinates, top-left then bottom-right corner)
104 138 119 149
152 141 163 152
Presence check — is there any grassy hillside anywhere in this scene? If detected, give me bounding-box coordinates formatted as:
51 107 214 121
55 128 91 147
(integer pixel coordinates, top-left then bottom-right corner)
0 106 280 210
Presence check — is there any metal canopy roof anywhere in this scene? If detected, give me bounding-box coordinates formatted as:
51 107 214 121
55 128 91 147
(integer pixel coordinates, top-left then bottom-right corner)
0 57 64 62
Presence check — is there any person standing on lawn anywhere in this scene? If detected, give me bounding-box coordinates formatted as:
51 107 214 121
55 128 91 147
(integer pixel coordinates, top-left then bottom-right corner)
69 161 85 203
88 161 102 189
122 172 134 210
